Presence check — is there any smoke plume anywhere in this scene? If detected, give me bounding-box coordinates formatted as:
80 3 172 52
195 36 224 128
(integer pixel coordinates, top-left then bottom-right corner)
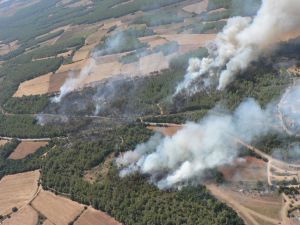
175 0 300 95
52 59 95 103
117 98 276 189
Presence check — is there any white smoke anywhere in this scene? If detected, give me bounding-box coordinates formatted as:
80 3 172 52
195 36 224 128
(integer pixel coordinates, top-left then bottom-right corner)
117 98 276 189
175 0 300 94
52 60 95 103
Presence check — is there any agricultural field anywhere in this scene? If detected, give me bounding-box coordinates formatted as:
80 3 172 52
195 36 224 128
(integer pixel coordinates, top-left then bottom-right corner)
2 0 300 225
8 141 48 160
2 205 38 225
31 190 84 225
183 0 209 14
0 170 40 216
74 207 122 225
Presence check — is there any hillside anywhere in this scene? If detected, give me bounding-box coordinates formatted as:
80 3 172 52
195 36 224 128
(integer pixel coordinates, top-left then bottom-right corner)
0 0 300 225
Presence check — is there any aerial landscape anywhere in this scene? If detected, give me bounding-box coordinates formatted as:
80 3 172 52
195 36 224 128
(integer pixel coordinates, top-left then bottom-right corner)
0 0 300 224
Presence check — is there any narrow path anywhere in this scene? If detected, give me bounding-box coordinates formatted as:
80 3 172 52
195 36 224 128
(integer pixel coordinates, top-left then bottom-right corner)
0 137 52 141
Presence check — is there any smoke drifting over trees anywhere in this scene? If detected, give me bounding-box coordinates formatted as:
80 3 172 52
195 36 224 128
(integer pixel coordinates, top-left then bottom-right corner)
175 0 300 94
117 98 278 189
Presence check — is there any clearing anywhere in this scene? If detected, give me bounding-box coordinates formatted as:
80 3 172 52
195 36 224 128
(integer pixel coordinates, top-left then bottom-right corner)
8 141 48 160
0 170 40 216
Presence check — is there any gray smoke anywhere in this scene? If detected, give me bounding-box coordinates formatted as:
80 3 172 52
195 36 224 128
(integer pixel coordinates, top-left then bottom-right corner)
117 98 276 189
51 29 126 103
278 84 300 136
175 0 300 94
52 59 96 103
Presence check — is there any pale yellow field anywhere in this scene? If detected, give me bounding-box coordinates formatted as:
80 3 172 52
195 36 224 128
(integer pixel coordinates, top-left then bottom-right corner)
57 59 89 73
153 23 184 35
66 0 93 8
13 73 52 97
111 0 134 9
9 141 48 160
161 34 216 46
31 190 84 225
14 31 216 97
0 139 8 146
57 50 73 58
72 48 90 62
0 41 19 56
0 170 40 216
182 0 208 15
75 207 122 225
2 205 38 225
15 50 175 96
139 36 168 49
102 19 123 30
42 220 54 225
73 28 107 62
138 52 170 75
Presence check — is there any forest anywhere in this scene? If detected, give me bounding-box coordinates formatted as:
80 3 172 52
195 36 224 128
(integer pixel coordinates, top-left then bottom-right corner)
39 124 244 225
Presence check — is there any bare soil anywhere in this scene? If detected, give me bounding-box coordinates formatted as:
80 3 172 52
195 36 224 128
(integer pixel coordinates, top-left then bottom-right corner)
0 41 19 56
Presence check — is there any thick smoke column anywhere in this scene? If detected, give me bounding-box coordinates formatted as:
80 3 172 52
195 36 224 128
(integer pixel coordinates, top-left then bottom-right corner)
117 98 275 189
176 0 300 94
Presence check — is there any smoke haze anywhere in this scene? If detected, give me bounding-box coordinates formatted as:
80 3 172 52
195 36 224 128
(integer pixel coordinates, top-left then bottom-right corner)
175 0 300 95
